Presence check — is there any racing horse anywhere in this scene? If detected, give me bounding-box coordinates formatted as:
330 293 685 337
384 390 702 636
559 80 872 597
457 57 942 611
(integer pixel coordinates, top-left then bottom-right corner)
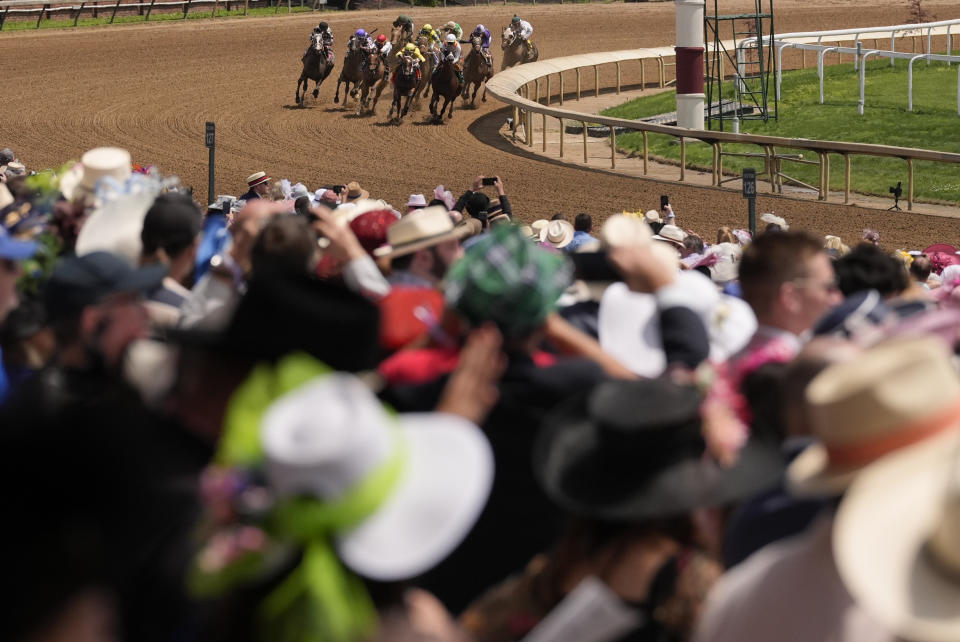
334 36 366 106
389 54 419 124
413 34 436 104
358 51 388 115
390 23 410 51
500 25 539 71
429 55 462 123
296 32 334 107
462 33 493 106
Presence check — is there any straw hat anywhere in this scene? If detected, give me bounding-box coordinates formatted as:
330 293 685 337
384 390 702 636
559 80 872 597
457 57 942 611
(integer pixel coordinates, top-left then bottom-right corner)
652 224 687 247
246 172 270 188
540 219 575 249
59 147 133 203
788 335 960 496
374 206 468 259
834 427 960 642
345 181 370 201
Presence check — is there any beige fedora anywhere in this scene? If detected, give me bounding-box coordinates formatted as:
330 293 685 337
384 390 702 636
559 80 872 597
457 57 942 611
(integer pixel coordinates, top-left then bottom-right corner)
644 209 663 224
59 147 132 203
599 214 680 271
788 335 960 496
374 205 469 259
834 427 960 642
540 219 575 249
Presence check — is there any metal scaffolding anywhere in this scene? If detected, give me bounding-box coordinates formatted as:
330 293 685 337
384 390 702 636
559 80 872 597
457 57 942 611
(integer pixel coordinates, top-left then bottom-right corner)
704 0 778 131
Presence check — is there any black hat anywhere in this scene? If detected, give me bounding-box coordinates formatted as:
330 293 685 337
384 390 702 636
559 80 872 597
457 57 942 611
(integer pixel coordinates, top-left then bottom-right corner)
465 192 491 217
44 251 166 323
813 289 890 338
170 274 380 372
534 379 783 521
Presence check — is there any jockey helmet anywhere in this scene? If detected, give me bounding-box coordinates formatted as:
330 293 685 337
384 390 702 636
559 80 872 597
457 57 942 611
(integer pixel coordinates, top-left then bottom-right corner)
511 15 521 24
404 43 417 52
445 33 457 43
422 24 432 32
355 29 367 38
377 34 387 43
445 21 456 29
318 21 327 30
474 24 486 34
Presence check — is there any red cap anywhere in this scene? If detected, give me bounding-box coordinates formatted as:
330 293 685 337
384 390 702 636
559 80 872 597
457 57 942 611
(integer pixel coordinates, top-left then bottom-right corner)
349 209 398 256
377 33 387 43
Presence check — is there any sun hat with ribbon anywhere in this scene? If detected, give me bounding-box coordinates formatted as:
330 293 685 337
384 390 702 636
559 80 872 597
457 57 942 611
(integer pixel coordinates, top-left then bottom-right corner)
405 194 428 210
191 354 493 642
787 335 960 497
374 205 469 259
834 427 960 642
246 172 270 189
445 224 573 338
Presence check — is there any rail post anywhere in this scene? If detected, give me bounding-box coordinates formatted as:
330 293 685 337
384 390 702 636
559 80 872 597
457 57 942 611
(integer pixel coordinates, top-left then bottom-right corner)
546 75 550 106
243 0 248 14
558 118 564 158
610 126 616 169
679 137 686 182
559 72 564 105
711 142 719 186
183 0 190 17
844 154 851 204
145 0 156 19
576 68 581 100
582 121 588 163
616 62 621 94
542 113 547 152
594 65 599 97
640 59 646 87
717 142 723 182
109 0 120 22
907 158 914 210
641 130 648 175
658 56 665 87
528 109 534 148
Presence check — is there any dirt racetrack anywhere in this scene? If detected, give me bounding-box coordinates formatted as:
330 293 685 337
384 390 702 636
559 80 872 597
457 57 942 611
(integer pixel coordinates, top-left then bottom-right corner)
3 0 960 249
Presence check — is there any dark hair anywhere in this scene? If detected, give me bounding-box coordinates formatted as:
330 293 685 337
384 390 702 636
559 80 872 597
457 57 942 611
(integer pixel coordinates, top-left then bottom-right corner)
551 212 568 221
465 192 490 217
909 254 932 282
573 213 592 233
834 245 908 297
251 215 317 278
141 193 202 258
739 231 825 315
293 196 312 218
390 252 415 272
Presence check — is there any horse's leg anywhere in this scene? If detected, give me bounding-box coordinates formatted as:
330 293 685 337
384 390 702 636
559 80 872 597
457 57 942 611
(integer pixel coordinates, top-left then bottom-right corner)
296 74 303 106
446 94 455 119
313 77 320 99
371 79 385 114
334 75 343 104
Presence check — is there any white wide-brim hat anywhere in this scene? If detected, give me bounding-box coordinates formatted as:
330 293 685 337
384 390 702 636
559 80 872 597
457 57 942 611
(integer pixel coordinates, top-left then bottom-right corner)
540 219 575 249
598 271 756 377
59 147 132 203
834 428 960 642
262 374 494 581
74 183 159 266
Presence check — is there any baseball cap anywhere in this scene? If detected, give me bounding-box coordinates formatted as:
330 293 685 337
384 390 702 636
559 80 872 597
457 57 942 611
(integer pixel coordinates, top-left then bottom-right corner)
44 251 166 322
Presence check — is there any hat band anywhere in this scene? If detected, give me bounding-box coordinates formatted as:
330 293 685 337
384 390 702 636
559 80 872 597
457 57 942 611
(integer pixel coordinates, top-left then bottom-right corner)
248 177 268 187
387 227 458 253
825 399 960 468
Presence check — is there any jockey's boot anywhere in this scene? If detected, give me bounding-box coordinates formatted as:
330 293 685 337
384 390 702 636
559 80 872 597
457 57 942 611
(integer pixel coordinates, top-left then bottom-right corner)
526 39 534 52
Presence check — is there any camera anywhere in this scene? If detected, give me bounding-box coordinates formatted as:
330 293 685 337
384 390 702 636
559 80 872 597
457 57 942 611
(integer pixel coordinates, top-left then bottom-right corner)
482 177 497 186
889 182 902 198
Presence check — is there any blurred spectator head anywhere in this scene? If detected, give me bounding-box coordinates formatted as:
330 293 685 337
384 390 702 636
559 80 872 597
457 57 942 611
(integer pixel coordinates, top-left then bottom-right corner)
717 226 737 245
909 254 932 283
140 192 202 284
573 213 592 233
739 230 842 334
251 214 318 278
834 244 909 298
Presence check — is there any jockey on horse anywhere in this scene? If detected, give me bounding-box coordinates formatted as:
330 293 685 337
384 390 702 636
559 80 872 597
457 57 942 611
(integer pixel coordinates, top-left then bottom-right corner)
471 24 493 67
372 33 392 73
351 28 374 53
393 42 425 85
304 21 334 65
440 21 463 42
393 15 415 43
437 33 464 85
510 15 535 53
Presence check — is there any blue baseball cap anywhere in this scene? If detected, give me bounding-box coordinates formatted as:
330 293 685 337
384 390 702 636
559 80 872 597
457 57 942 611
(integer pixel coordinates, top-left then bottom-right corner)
0 223 37 261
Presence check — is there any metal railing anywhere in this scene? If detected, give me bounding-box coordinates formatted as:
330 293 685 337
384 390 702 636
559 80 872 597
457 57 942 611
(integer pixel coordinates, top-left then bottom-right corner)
485 42 960 211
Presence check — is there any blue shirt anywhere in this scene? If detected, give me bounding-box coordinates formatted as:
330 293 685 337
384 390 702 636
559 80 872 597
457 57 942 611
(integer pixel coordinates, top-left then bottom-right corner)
564 230 598 253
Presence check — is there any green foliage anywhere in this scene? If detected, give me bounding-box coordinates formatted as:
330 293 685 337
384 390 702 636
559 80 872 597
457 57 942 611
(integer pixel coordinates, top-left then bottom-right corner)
1 5 315 31
602 57 960 203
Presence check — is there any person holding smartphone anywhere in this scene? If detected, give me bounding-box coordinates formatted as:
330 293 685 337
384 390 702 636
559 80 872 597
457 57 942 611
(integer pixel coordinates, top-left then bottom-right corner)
453 175 512 228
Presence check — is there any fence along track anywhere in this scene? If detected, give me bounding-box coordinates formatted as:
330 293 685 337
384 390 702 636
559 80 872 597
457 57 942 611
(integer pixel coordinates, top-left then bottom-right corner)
486 24 960 211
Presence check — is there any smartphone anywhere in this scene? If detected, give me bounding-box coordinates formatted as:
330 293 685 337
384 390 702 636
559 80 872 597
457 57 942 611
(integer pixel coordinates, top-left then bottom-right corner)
660 195 669 209
482 177 498 186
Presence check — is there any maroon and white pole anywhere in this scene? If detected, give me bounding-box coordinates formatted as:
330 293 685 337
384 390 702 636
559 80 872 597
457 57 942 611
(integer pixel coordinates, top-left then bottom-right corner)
675 0 705 130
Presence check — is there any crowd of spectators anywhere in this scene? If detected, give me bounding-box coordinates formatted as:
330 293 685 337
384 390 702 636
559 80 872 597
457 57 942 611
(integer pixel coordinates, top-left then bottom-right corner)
2 145 960 642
